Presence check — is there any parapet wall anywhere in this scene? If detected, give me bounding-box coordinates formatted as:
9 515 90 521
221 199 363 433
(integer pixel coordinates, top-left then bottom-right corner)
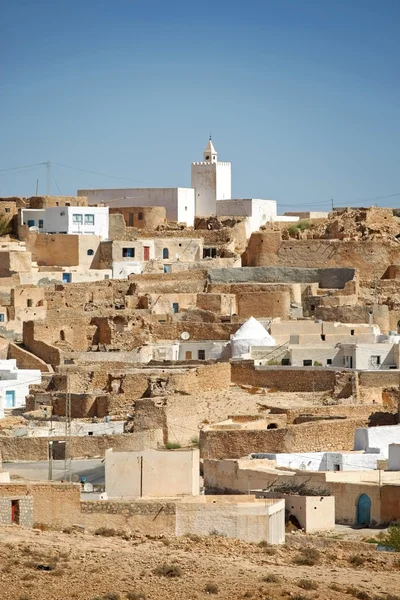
200 418 367 459
230 362 337 392
209 266 356 289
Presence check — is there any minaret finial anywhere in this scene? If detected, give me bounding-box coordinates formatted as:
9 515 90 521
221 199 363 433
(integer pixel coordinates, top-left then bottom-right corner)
209 132 212 141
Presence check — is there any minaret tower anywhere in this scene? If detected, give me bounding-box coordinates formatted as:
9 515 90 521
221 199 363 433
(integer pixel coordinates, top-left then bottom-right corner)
191 136 231 217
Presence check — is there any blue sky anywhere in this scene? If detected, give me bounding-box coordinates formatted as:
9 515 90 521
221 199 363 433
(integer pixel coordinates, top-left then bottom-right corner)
0 0 399 211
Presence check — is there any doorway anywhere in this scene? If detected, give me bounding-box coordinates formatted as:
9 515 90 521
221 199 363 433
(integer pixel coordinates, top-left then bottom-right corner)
185 351 192 360
143 246 150 261
356 493 371 525
11 500 20 524
5 390 15 408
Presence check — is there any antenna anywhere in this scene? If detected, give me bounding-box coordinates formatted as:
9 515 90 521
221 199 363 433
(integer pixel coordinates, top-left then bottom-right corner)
46 161 51 195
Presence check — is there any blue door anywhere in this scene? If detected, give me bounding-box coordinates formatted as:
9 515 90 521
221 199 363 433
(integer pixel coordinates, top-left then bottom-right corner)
163 265 171 274
5 390 15 408
357 494 371 525
62 273 72 283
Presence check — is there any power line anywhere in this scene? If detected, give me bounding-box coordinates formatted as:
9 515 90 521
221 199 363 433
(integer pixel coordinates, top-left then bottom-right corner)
0 162 46 173
50 161 151 185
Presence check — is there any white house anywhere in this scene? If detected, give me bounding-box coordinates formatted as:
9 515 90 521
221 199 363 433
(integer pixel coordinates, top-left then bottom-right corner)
21 206 109 240
231 317 276 359
191 138 231 217
0 360 42 418
80 187 195 227
216 199 298 235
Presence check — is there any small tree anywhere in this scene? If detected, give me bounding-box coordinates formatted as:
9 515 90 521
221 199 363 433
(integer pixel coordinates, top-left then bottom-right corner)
384 524 400 551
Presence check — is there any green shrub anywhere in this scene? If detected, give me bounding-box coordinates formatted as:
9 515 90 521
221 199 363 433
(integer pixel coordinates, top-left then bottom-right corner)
383 524 400 551
153 563 182 578
190 436 199 448
313 361 322 366
297 220 311 231
165 441 181 450
288 224 299 236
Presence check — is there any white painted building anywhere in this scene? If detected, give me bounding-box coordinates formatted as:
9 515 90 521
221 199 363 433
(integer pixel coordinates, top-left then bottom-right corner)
251 451 385 472
231 317 276 359
217 199 298 235
21 206 109 240
80 188 195 227
354 425 400 458
191 138 231 217
0 360 42 418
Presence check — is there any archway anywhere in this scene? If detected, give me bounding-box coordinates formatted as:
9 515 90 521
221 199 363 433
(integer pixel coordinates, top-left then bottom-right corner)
356 493 371 525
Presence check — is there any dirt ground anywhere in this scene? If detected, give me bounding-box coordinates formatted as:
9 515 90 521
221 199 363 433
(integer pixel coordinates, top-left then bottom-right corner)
1 526 399 600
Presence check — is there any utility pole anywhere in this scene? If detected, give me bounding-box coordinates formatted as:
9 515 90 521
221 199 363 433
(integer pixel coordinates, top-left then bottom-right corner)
46 161 51 195
35 179 39 196
48 441 53 481
64 371 72 482
331 198 334 211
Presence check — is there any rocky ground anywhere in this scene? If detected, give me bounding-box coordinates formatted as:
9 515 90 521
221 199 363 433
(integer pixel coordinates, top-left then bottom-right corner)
0 526 399 600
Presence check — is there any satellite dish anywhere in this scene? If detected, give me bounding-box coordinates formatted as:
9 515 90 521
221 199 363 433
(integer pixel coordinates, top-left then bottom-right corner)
181 332 190 340
29 226 39 232
71 475 80 483
83 482 94 493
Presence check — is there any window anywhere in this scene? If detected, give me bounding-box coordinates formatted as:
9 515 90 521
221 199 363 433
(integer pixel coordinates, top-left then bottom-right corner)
27 299 33 308
185 206 187 211
320 334 326 341
303 359 312 366
310 304 315 311
163 248 169 259
172 303 179 314
4 207 10 213
28 220 35 227
203 248 217 259
122 248 135 258
351 329 355 336
281 358 290 366
138 212 143 220
65 202 70 206
38 219 43 229
84 214 95 225
198 349 206 360
327 359 332 365
73 214 83 224
87 249 94 256
0 314 4 322
333 464 341 472
371 355 381 367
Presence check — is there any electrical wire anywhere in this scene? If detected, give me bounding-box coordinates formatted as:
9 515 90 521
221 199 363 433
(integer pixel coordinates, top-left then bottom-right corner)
51 161 151 185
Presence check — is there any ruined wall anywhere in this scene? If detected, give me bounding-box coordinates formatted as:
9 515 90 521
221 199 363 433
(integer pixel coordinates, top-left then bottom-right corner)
128 270 207 295
230 363 337 392
243 234 400 280
28 196 88 208
200 418 367 459
380 485 400 523
7 342 53 372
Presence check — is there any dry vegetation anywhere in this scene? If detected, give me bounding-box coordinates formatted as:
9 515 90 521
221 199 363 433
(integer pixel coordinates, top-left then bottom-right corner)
1 526 400 600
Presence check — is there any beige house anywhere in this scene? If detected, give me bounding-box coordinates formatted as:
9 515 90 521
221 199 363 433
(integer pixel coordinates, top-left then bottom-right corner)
105 448 200 499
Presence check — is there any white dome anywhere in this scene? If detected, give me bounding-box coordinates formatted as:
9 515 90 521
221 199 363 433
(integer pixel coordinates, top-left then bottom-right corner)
231 317 276 359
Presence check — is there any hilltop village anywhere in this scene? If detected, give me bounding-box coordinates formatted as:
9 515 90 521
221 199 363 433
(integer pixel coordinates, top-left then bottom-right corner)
1 140 400 599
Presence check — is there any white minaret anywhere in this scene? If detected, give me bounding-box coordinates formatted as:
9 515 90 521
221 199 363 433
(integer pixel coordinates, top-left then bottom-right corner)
191 137 231 217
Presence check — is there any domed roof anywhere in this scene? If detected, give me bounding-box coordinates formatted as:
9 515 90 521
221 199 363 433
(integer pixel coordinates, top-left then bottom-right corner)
232 317 274 342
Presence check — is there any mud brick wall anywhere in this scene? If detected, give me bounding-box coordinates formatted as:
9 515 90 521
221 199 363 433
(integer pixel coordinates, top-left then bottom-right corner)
237 291 291 319
8 341 52 372
230 363 337 392
0 431 163 461
200 418 367 459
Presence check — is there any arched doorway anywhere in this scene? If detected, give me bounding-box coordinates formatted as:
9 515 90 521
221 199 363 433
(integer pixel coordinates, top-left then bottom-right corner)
356 494 371 526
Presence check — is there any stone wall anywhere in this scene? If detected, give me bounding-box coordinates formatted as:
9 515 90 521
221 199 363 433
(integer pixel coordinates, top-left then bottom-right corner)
237 290 291 319
80 500 176 534
200 418 367 459
0 496 33 527
0 430 163 461
380 485 400 523
230 362 337 392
